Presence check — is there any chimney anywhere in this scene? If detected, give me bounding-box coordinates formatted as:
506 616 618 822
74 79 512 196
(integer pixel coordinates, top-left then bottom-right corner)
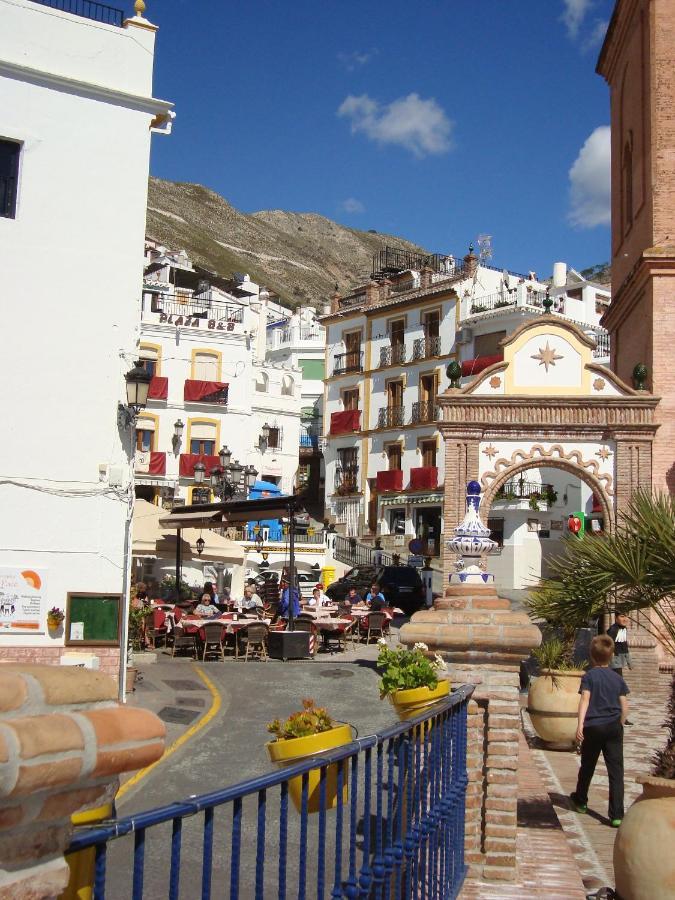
420 267 433 289
552 262 567 288
463 244 478 278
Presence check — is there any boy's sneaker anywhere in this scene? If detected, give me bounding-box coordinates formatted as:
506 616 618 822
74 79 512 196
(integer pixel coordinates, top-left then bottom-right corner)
570 794 587 813
610 818 622 828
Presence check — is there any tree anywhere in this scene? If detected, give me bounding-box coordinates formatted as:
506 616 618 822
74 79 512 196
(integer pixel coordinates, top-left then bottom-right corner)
526 489 675 778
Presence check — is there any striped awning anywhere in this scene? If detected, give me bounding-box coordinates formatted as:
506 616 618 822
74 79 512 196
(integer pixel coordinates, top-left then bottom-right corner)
379 492 443 506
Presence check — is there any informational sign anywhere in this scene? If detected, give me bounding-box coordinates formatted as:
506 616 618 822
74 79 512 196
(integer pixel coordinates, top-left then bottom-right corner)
0 567 48 634
408 555 424 568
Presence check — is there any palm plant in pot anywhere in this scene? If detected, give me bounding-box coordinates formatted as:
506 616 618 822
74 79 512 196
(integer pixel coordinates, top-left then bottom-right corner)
525 635 585 747
377 642 450 719
529 490 675 899
266 699 353 813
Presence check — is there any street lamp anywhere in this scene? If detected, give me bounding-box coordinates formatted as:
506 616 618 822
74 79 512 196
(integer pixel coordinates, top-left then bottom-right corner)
259 422 271 451
219 445 232 469
193 461 206 484
201 456 258 501
172 419 184 453
196 536 205 555
118 360 152 427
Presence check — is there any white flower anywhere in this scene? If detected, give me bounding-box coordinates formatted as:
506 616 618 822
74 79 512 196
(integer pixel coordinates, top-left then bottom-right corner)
412 642 429 652
433 653 447 671
377 637 388 646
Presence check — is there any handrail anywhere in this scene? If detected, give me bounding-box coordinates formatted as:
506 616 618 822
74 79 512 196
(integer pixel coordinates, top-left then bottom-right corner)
68 688 474 851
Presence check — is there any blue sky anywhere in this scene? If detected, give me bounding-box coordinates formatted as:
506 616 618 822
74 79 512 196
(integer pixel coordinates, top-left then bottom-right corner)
148 0 614 279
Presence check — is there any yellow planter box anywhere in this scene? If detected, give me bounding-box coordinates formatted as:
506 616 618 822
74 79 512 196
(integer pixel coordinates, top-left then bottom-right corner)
266 724 352 814
391 680 450 720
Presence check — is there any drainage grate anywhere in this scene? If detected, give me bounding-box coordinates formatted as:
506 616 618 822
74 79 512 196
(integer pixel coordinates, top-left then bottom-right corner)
319 669 355 679
162 679 205 691
157 706 201 725
175 696 206 708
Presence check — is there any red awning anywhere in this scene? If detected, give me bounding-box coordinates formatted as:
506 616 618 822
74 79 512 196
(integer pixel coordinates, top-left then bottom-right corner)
184 380 228 403
330 409 361 435
179 453 221 477
409 466 438 490
461 353 503 378
148 376 168 400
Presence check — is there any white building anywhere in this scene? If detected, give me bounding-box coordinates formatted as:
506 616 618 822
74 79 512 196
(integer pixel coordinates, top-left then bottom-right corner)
0 0 172 679
266 307 326 510
320 247 611 588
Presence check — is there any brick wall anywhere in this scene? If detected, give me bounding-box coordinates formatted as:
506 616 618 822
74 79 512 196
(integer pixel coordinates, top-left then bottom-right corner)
0 665 164 899
0 647 121 681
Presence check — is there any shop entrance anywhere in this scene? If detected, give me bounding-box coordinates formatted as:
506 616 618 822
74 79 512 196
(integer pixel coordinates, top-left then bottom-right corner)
415 507 441 557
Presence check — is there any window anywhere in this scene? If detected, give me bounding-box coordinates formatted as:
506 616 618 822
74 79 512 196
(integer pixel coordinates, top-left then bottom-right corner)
420 373 437 404
139 346 159 378
342 388 359 410
255 371 269 392
387 443 402 471
0 140 20 219
344 331 362 369
389 508 406 534
281 375 294 396
193 352 219 381
338 447 358 469
135 416 156 452
420 439 437 468
192 487 212 505
422 309 440 338
267 427 281 449
189 421 217 456
389 318 405 347
386 380 403 408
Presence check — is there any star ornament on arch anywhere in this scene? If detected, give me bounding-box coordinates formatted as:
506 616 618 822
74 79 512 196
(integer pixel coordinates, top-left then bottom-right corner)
531 341 564 373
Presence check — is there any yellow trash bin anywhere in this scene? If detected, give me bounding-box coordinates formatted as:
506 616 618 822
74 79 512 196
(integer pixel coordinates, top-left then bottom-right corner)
61 803 113 900
321 566 336 589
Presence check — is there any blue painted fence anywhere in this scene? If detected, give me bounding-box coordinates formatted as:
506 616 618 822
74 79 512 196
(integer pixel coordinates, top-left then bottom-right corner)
66 687 473 899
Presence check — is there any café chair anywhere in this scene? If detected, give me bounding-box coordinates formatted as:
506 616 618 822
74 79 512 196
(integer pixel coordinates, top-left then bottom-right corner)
202 622 227 662
239 622 269 662
363 612 388 644
171 625 197 659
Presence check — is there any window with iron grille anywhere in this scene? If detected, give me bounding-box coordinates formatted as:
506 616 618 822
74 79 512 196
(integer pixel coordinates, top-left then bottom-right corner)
0 140 20 219
192 487 212 505
267 427 282 449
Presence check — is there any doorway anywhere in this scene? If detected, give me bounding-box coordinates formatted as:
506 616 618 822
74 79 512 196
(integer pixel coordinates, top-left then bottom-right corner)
415 507 441 556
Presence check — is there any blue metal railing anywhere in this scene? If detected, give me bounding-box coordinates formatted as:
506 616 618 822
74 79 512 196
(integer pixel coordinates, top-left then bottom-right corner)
66 689 473 899
28 0 124 26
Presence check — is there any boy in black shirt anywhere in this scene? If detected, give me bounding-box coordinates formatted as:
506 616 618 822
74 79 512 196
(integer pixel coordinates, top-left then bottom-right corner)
570 634 629 827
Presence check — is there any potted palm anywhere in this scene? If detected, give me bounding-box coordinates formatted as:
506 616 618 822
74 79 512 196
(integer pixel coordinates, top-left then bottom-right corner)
266 699 353 813
526 637 585 747
377 642 450 719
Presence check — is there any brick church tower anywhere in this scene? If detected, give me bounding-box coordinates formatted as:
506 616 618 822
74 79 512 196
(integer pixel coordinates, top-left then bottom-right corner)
597 0 675 493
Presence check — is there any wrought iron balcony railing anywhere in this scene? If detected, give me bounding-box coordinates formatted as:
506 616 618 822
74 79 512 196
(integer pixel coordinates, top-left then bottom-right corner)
377 406 405 429
379 343 407 367
334 465 359 494
593 330 610 357
28 0 124 26
495 480 554 501
410 401 439 424
149 295 244 324
333 351 363 375
412 335 442 360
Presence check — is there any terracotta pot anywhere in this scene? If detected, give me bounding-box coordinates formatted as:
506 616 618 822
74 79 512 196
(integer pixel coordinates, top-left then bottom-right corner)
266 723 352 813
391 679 450 721
614 776 675 900
527 669 584 747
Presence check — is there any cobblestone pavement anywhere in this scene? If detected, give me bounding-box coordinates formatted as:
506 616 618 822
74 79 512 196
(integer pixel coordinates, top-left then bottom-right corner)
522 669 673 895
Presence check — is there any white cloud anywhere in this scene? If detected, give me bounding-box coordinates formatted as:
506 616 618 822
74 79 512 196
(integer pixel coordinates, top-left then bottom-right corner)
337 93 452 158
581 19 608 52
568 125 611 228
340 197 365 214
561 0 593 38
337 49 378 72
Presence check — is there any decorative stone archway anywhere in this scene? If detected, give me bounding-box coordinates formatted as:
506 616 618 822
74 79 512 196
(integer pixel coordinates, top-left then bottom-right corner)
439 316 659 581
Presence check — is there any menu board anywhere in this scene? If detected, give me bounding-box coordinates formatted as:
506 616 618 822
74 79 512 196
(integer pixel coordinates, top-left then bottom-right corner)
66 593 122 646
0 567 48 634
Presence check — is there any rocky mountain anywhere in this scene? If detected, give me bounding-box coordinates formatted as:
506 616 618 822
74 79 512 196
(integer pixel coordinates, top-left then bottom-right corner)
146 177 428 309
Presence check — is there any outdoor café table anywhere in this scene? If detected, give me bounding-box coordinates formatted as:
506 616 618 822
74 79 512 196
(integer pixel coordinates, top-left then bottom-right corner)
300 606 338 619
349 606 403 618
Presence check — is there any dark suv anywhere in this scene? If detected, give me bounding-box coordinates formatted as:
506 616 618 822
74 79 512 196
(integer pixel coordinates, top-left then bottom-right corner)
325 565 425 616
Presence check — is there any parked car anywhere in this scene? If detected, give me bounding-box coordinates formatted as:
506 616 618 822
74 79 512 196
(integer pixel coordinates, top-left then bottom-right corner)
325 565 425 615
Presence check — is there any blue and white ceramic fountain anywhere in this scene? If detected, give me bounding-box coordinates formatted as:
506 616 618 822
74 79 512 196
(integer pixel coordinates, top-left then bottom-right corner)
447 481 497 585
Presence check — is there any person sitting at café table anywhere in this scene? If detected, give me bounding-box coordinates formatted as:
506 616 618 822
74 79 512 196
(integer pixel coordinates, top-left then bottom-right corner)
195 593 221 618
344 587 362 607
365 583 386 610
243 584 263 610
279 579 301 620
203 581 219 604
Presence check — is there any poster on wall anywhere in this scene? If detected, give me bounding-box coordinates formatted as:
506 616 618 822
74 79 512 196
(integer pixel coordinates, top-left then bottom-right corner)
0 567 47 634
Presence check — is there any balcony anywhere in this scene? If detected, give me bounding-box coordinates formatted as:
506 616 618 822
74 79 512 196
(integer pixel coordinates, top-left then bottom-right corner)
493 480 556 511
377 406 405 429
179 453 221 478
142 293 245 331
299 422 322 453
330 409 361 435
461 354 503 378
183 380 228 404
267 323 325 349
409 466 438 490
333 351 363 375
376 469 403 493
410 401 439 424
134 451 166 476
379 343 407 367
147 376 168 401
593 330 610 358
412 335 442 360
28 0 124 26
334 465 360 495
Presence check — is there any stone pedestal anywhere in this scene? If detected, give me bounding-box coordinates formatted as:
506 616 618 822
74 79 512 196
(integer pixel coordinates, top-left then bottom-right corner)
400 584 541 882
0 665 166 899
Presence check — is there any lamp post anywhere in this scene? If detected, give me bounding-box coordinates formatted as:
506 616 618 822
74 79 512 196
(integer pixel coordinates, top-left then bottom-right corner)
172 419 184 453
118 360 152 428
259 422 271 452
205 453 257 502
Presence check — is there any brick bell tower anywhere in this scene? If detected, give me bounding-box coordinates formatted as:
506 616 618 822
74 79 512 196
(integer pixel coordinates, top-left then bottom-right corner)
597 0 675 494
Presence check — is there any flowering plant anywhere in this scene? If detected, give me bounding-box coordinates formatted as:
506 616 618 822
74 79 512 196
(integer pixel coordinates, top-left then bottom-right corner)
267 698 336 741
376 642 446 698
47 607 64 625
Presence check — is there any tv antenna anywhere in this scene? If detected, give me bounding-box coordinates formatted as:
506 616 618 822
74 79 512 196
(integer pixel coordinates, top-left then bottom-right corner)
476 234 493 263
